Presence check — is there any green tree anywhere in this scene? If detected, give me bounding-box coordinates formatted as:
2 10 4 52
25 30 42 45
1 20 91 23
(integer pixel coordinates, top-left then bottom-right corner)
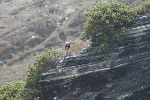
81 0 137 50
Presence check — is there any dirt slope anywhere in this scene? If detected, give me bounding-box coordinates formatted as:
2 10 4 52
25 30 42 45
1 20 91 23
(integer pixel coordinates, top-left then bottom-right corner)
0 0 97 84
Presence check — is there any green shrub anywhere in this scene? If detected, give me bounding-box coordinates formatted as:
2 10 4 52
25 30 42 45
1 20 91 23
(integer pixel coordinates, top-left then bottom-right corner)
134 1 150 14
0 81 25 100
0 49 63 100
81 0 137 50
23 49 63 99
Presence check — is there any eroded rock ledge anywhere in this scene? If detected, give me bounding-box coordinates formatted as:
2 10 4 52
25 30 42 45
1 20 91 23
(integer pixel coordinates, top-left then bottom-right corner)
39 17 150 100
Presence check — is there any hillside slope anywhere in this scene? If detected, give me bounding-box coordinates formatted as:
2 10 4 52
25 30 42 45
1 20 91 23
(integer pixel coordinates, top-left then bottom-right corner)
0 0 95 84
0 0 95 66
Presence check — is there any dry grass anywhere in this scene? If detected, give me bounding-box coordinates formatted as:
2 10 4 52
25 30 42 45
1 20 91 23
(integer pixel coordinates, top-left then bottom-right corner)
67 38 90 54
0 0 96 85
0 65 26 85
54 38 90 54
0 56 35 85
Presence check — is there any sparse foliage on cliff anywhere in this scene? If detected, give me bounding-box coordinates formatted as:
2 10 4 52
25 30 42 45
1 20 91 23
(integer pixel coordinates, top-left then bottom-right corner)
0 81 25 100
0 49 63 100
134 1 150 15
23 49 63 99
81 0 137 50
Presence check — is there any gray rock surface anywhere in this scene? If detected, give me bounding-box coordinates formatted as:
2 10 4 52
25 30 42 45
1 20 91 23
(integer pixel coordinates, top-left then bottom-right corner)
39 16 150 100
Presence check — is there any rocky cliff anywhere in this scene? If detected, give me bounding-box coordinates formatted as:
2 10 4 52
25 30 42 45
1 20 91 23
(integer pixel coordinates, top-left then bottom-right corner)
39 16 150 100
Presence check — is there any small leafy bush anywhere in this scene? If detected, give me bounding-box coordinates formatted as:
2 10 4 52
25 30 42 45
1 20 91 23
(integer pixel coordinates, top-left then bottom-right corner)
81 0 137 50
23 49 63 99
0 81 25 100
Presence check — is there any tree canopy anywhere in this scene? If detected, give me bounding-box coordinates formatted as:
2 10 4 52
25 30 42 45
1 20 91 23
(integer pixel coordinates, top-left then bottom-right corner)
81 0 137 50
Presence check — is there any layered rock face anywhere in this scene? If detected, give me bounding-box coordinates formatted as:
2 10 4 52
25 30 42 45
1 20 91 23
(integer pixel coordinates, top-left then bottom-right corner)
39 16 150 100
